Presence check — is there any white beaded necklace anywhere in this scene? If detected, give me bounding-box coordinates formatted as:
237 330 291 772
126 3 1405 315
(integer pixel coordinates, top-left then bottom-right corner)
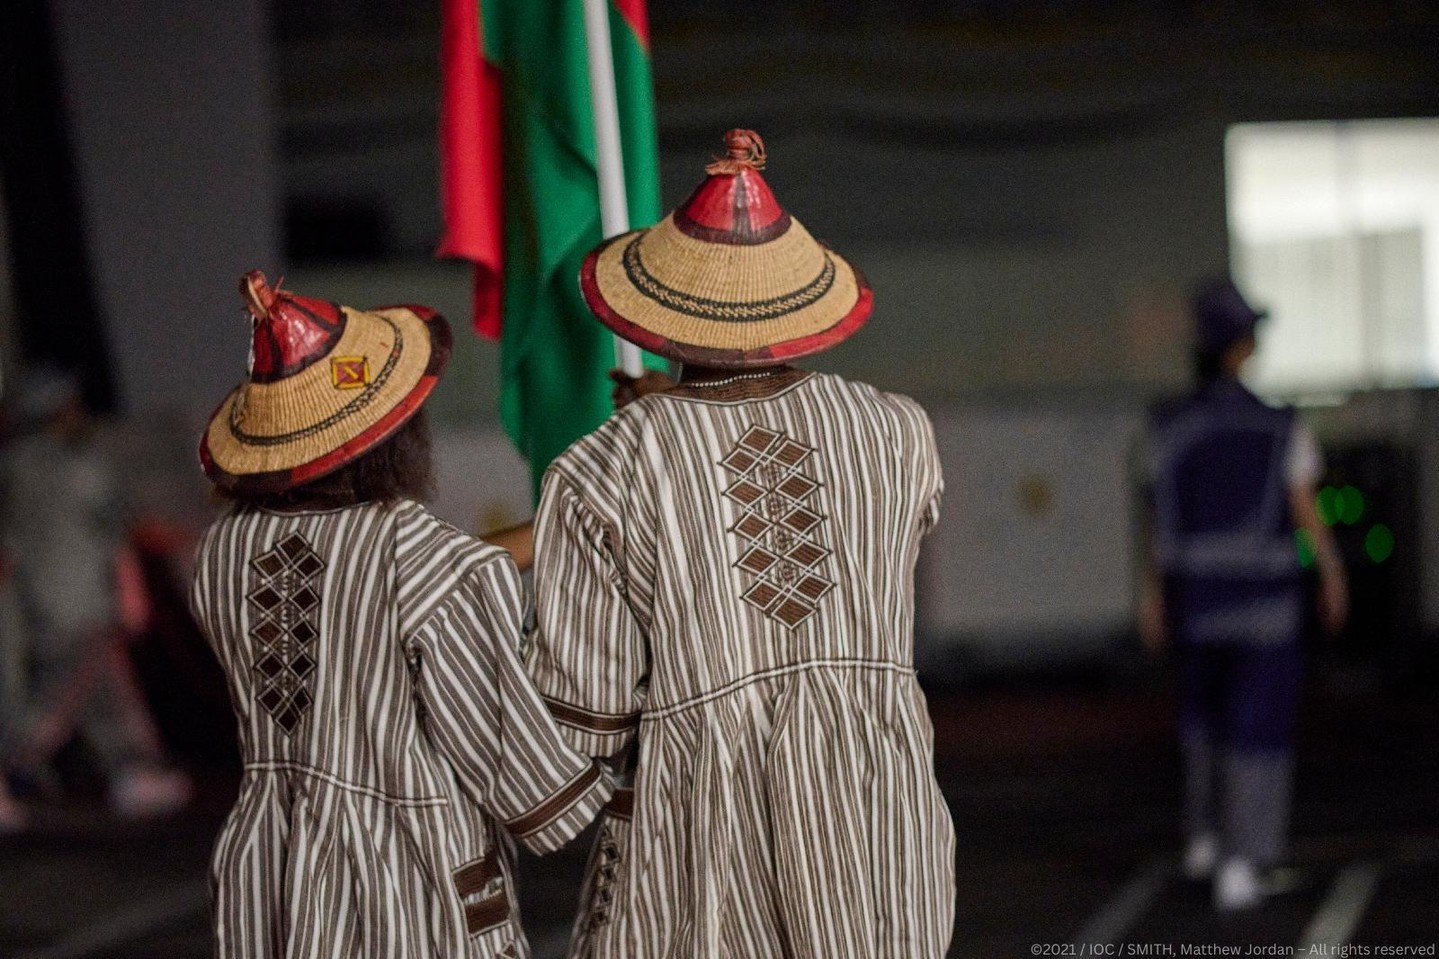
684 369 785 389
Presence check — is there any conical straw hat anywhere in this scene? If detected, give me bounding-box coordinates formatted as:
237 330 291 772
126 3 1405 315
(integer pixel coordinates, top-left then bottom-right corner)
580 130 871 369
200 271 451 494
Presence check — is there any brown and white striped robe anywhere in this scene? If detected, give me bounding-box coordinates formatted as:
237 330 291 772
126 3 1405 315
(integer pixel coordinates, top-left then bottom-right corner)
190 500 612 958
528 370 956 958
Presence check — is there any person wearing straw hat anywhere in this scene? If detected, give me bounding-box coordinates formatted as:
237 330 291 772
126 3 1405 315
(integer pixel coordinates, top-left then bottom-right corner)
192 273 613 958
527 131 955 958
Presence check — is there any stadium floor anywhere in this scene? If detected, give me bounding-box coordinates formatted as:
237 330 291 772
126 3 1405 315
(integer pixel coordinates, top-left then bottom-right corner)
3 666 1436 958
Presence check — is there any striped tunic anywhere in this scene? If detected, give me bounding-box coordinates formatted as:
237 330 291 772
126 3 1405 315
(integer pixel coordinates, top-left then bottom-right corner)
528 370 956 958
190 500 611 959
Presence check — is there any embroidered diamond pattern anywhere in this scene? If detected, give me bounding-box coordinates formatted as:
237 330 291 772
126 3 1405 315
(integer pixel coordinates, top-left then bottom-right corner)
780 506 822 534
588 824 623 931
247 585 283 614
290 651 317 679
720 447 759 473
777 474 818 500
743 580 782 610
292 552 325 578
732 513 770 539
785 540 829 568
737 546 780 575
724 478 765 506
247 533 325 734
291 584 321 612
720 425 834 628
253 619 284 644
740 426 779 451
255 652 286 679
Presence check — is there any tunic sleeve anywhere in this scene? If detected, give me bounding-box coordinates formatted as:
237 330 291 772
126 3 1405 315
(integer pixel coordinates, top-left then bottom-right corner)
187 537 215 655
410 554 613 854
921 483 944 537
915 404 945 536
526 475 648 759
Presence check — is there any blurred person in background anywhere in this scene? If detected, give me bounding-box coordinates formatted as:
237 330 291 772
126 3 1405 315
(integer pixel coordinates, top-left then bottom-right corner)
0 367 190 829
1141 278 1348 911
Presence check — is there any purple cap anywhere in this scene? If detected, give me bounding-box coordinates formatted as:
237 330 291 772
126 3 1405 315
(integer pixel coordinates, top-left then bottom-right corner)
1194 277 1267 356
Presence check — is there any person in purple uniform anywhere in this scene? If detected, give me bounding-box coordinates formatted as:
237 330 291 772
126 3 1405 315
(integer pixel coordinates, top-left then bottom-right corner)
1141 278 1348 911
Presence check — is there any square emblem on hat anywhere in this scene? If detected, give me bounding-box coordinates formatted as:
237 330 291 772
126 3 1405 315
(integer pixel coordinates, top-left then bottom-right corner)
331 356 370 389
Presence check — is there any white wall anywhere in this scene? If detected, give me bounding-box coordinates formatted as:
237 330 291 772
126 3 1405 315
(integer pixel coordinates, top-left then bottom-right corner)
1228 119 1439 394
917 400 1146 666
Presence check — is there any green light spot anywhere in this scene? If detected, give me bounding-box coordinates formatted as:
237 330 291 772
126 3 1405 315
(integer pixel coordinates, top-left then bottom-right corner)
1295 529 1317 569
1317 486 1341 526
1365 523 1395 564
1338 485 1365 525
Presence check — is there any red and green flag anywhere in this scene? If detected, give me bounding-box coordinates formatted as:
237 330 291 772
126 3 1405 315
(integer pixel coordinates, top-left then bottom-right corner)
438 0 666 500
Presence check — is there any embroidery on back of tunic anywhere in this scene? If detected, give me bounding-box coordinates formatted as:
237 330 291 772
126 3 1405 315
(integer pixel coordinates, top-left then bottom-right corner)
246 531 325 733
586 822 623 932
719 425 834 628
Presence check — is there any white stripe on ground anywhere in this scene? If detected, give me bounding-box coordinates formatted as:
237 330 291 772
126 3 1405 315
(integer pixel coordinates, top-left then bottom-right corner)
1298 861 1382 953
1071 858 1171 947
15 881 208 959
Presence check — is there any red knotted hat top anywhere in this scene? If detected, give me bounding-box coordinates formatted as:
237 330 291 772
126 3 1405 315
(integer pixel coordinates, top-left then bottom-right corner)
579 129 872 369
240 271 348 382
671 133 791 246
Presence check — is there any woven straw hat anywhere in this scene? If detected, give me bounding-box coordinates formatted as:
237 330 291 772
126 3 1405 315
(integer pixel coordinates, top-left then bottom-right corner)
580 130 872 369
200 271 451 494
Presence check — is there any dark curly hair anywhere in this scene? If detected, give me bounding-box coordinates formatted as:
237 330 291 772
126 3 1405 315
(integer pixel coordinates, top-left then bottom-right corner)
223 409 435 511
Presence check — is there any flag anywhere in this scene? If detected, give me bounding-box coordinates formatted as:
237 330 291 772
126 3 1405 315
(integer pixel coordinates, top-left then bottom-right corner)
439 0 667 500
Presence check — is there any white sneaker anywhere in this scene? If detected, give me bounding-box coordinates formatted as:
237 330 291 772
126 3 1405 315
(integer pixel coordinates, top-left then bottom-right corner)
1214 857 1263 911
1183 833 1218 880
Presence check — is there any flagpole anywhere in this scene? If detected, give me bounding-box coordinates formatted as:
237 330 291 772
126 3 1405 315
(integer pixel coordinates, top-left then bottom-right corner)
582 0 645 377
